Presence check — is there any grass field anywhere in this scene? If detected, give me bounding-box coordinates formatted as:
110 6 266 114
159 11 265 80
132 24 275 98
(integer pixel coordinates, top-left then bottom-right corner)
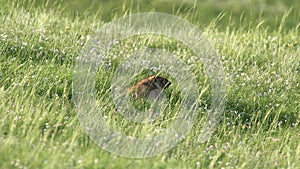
0 0 300 168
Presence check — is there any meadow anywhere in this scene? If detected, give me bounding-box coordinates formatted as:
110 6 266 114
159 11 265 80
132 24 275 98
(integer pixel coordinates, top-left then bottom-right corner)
0 0 299 168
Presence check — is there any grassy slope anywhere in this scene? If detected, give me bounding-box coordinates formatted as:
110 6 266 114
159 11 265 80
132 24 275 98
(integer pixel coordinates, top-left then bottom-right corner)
0 0 299 169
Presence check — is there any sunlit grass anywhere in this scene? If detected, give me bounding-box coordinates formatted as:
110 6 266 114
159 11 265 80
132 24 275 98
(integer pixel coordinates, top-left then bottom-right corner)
0 0 299 168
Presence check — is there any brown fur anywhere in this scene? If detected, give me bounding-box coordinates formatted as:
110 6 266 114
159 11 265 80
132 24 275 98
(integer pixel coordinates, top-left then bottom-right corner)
128 75 171 98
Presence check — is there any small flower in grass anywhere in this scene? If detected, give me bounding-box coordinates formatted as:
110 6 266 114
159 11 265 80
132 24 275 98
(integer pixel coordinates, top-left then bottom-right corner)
77 159 83 164
13 115 21 122
52 49 59 54
94 159 99 164
10 46 16 51
150 65 159 71
1 33 8 40
13 159 21 167
22 42 28 47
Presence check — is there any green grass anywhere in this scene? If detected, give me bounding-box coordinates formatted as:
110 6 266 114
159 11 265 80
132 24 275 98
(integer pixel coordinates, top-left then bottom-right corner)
0 0 300 168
